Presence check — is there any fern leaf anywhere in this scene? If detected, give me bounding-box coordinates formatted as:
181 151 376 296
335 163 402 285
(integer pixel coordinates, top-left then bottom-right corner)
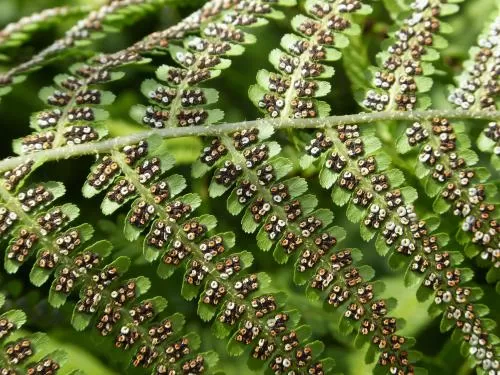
133 0 295 130
249 0 370 123
193 1 422 372
0 293 72 374
362 0 460 112
0 6 88 51
75 5 339 369
0 0 166 101
79 134 334 373
363 0 499 279
302 121 500 372
221 0 498 371
0 0 498 373
0 177 216 373
446 14 500 281
196 122 422 373
3 5 335 370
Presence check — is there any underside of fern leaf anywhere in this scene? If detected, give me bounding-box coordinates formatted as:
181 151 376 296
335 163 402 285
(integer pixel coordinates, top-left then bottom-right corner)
0 0 498 374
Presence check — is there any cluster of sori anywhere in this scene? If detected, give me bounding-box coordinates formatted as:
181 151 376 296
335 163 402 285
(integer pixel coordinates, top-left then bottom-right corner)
132 0 294 130
190 2 420 372
300 119 499 373
249 0 369 120
0 294 69 375
363 0 453 112
17 0 291 157
369 7 500 276
362 0 457 112
194 126 419 374
447 16 500 274
0 176 215 373
0 179 74 272
448 16 499 114
402 113 499 276
0 0 165 92
81 136 333 374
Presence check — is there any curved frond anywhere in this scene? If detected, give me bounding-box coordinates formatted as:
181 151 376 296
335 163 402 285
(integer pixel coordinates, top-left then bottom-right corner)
0 0 166 100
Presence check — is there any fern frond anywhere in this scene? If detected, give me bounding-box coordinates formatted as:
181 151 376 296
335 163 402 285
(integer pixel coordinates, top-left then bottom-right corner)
7 9 343 370
0 6 88 50
0 0 165 100
448 15 499 116
131 0 294 130
0 181 217 373
302 120 500 373
0 0 498 373
4 12 330 371
15 0 292 156
210 0 500 370
0 292 73 374
442 14 500 281
79 136 334 373
195 124 420 373
248 0 370 123
449 15 500 171
226 2 420 372
362 0 500 279
362 0 458 112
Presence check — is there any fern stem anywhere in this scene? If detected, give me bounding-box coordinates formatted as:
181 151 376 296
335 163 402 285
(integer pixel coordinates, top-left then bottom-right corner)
0 109 497 172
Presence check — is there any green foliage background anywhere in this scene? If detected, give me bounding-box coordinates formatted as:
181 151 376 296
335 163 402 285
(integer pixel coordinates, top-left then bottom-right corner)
0 0 498 374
